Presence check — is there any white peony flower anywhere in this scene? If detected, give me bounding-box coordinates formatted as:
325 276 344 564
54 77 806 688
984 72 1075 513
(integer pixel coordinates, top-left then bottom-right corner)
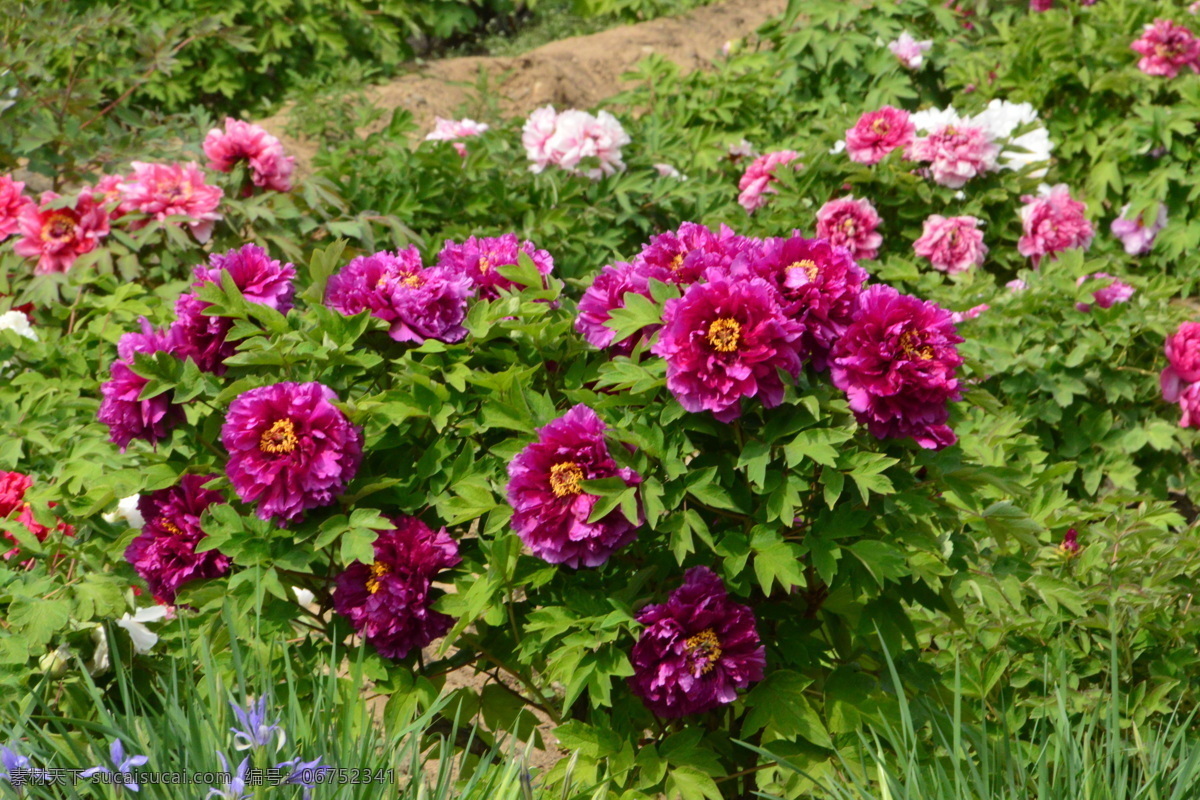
0 310 37 341
102 494 144 528
115 605 170 654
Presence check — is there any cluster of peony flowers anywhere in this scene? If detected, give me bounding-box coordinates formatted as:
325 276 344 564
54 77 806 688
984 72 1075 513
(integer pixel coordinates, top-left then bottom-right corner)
323 233 555 341
123 475 231 603
98 244 297 450
332 516 460 659
576 221 965 447
424 117 489 157
1131 19 1200 78
1162 322 1200 426
737 151 801 212
0 470 74 562
522 105 631 179
203 118 296 193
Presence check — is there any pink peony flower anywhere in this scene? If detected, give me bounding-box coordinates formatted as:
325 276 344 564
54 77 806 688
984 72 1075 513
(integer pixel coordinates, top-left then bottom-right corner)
736 233 868 370
425 117 490 157
737 151 801 212
727 139 757 162
0 174 31 242
1018 184 1094 265
118 162 223 243
522 106 630 179
1075 273 1134 312
1178 382 1200 428
830 285 963 449
653 163 687 180
1131 19 1200 78
1191 1 1200 14
435 234 554 300
203 118 295 193
1110 203 1167 255
905 125 1000 188
912 215 987 274
1030 0 1053 10
845 107 915 165
652 272 804 422
888 31 933 69
949 304 989 323
97 318 185 451
575 261 656 355
634 222 756 287
815 196 883 260
1161 321 1200 403
1006 279 1028 291
13 191 110 273
0 471 74 561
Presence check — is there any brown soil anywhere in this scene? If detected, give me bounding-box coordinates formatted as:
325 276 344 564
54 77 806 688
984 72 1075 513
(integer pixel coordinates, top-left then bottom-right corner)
258 0 787 171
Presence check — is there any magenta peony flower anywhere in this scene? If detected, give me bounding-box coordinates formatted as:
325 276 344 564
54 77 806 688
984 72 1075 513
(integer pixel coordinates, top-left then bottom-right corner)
435 234 554 300
13 191 110 273
325 248 473 344
118 162 223 243
0 175 31 242
652 272 804 422
124 475 231 603
1131 19 1200 78
575 261 657 354
845 107 915 165
1061 527 1080 554
1018 184 1094 266
506 404 643 568
1111 203 1167 256
888 31 932 69
912 215 988 273
905 125 1000 188
221 382 363 524
203 118 296 193
737 151 801 212
425 117 489 157
1161 322 1200 403
1075 273 1134 312
628 567 765 718
521 106 630 178
1177 382 1200 427
815 195 884 260
0 471 75 561
98 318 185 451
1030 0 1053 10
332 517 460 660
736 233 868 370
170 244 296 374
830 285 964 449
634 222 756 287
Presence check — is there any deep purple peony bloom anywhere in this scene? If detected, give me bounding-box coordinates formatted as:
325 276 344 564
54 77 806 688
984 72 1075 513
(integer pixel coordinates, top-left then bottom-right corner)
633 222 756 287
124 474 230 602
324 248 474 344
98 318 185 451
221 382 363 524
575 261 658 354
736 232 868 370
332 516 460 659
652 272 804 422
171 244 296 374
830 284 963 449
435 234 554 299
628 567 765 718
506 404 643 568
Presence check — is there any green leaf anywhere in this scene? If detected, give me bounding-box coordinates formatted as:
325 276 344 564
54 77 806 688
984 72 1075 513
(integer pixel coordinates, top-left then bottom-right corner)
743 670 832 747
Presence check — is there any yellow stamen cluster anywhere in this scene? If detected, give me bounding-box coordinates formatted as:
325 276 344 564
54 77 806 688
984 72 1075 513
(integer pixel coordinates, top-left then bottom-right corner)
786 259 819 281
549 462 585 498
158 518 184 536
259 419 299 454
707 318 741 353
41 213 76 243
684 628 723 674
365 561 390 594
478 256 492 274
899 329 934 361
669 252 685 272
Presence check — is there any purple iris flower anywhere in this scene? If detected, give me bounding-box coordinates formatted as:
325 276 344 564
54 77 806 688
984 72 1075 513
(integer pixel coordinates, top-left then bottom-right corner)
1 745 49 789
80 739 149 792
276 756 332 800
206 753 251 800
229 697 287 752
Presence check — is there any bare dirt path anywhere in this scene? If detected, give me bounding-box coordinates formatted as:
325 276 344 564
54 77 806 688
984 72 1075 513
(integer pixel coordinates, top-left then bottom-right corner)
259 0 787 169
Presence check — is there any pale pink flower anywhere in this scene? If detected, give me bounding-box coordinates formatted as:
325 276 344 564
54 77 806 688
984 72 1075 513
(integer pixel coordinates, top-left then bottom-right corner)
888 31 932 69
737 151 801 212
522 106 630 179
13 191 110 273
203 118 295 192
950 304 989 323
1131 19 1200 78
728 139 757 162
1006 279 1028 291
1018 184 1093 266
522 105 559 172
0 174 31 242
913 215 987 274
119 162 224 243
905 125 1000 188
654 163 687 180
1191 1 1200 14
1075 273 1134 312
815 196 883 260
1110 203 1167 255
845 107 915 165
425 117 489 157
